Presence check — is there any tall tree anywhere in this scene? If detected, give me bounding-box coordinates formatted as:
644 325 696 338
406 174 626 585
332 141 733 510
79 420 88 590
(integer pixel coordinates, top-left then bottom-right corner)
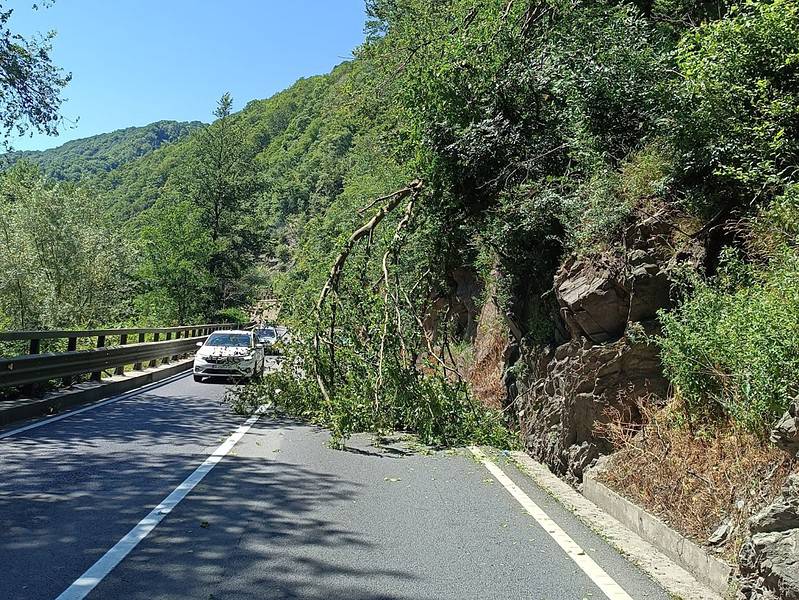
0 165 131 330
134 197 213 324
190 93 258 309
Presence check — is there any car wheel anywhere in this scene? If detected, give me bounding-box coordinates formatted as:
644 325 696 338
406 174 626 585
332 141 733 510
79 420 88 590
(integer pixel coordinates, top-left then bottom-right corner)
193 375 203 383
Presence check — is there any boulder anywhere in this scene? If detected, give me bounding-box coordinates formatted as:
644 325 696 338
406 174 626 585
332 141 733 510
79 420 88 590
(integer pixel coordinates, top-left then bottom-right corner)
555 258 629 343
554 250 671 344
627 249 672 323
771 401 799 458
750 475 799 535
739 475 799 600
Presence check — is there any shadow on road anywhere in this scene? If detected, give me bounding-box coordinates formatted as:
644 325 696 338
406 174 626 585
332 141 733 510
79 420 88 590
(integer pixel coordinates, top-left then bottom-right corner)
0 409 429 600
90 418 429 600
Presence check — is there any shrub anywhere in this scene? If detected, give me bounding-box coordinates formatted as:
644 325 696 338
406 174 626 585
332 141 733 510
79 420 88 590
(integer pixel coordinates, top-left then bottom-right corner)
674 0 799 211
658 192 799 432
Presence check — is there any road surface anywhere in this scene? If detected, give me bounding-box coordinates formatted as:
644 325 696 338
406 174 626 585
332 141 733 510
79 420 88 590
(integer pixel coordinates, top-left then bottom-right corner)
0 373 670 600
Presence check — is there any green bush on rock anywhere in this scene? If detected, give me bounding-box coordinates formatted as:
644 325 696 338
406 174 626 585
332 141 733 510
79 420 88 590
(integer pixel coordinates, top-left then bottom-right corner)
659 191 799 433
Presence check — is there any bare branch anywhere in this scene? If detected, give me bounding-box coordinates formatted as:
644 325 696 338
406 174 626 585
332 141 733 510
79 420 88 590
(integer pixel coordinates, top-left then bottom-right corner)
313 179 424 404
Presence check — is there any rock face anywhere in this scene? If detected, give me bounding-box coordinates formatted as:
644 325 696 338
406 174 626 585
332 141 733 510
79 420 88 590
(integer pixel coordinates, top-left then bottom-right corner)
514 216 676 480
771 401 799 458
739 475 799 600
422 268 483 343
555 252 670 344
516 328 667 481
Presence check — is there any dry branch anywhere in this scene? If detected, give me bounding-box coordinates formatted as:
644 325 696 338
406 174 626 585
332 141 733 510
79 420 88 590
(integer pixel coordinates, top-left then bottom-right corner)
313 179 424 403
316 179 423 314
375 192 419 408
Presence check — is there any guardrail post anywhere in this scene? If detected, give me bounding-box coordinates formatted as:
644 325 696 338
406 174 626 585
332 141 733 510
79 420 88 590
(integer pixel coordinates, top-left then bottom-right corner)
162 332 172 364
62 337 77 387
22 338 42 397
148 333 159 368
133 333 145 370
114 334 128 376
172 330 182 361
91 335 106 382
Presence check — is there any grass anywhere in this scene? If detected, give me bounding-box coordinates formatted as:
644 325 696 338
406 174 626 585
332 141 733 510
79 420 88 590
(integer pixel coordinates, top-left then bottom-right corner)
596 397 797 560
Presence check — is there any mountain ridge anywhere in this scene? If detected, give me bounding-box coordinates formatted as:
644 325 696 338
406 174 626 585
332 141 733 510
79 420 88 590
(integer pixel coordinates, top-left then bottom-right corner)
2 119 205 181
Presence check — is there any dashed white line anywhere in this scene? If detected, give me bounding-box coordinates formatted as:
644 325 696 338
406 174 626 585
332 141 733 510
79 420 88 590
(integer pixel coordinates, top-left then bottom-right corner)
55 408 266 600
468 446 635 600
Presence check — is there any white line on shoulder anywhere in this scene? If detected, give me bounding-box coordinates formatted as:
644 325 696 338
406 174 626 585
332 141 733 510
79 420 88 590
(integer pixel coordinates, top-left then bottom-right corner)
468 446 634 600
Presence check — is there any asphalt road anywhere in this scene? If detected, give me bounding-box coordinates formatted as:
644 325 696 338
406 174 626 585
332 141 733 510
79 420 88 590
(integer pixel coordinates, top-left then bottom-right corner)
0 373 670 600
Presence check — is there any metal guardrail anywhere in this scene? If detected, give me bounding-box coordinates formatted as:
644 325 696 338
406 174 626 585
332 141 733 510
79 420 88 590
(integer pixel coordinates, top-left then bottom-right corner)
0 323 235 342
0 323 240 390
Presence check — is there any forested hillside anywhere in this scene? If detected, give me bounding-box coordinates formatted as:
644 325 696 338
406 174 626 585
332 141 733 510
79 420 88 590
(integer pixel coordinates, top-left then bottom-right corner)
2 2 798 595
3 120 203 181
0 65 372 328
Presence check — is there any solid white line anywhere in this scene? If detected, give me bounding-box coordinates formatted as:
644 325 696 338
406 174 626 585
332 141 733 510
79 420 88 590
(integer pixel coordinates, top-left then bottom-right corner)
55 409 265 600
468 446 634 600
0 371 191 441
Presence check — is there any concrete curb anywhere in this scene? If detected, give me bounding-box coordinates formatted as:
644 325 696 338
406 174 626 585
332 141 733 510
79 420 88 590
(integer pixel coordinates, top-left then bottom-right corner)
510 451 727 600
583 471 733 596
0 359 193 427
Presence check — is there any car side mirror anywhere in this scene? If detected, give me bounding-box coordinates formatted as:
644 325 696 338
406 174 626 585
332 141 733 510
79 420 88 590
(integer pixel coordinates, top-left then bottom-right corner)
196 342 203 348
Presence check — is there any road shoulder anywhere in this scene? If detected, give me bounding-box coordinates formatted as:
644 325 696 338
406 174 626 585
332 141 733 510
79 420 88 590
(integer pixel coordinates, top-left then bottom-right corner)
508 450 725 600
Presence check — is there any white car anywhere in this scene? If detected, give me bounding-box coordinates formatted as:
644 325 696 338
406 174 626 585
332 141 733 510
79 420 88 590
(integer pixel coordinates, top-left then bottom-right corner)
254 326 279 346
193 330 265 382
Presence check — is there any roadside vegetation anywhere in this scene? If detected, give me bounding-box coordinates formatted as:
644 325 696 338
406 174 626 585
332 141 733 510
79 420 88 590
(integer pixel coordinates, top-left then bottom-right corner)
598 399 794 559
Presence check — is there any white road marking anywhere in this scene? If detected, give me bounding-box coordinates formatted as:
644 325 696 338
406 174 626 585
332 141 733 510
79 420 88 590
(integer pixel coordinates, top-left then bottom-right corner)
0 371 191 440
468 446 635 600
55 408 266 600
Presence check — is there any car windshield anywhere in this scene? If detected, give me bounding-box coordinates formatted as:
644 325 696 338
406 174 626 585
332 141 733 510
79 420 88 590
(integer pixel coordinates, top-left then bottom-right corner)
206 333 251 348
256 327 276 340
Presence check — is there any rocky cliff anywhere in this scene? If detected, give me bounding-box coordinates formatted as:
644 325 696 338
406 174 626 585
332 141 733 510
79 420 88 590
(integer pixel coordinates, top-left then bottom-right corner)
462 209 799 598
740 472 799 600
502 214 693 481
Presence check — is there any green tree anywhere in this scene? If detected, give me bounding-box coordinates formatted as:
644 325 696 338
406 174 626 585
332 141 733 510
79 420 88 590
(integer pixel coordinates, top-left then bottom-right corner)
190 93 259 309
0 164 130 329
133 197 213 324
0 2 71 146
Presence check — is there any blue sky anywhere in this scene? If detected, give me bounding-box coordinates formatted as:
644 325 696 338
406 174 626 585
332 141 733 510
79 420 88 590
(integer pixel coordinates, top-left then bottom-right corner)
9 0 367 151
